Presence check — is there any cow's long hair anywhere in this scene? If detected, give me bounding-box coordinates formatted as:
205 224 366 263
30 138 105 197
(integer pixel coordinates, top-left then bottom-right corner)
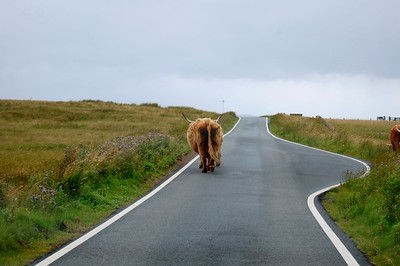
207 119 223 165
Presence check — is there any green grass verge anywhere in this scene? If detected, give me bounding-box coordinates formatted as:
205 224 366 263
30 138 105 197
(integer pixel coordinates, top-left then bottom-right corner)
0 100 238 265
269 113 400 266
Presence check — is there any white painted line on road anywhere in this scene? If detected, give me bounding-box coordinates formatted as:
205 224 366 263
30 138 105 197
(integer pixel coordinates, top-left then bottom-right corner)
265 118 370 266
35 117 241 266
307 186 359 266
224 117 242 136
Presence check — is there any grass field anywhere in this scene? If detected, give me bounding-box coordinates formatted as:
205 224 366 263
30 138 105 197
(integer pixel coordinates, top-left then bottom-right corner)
0 100 238 265
269 114 400 265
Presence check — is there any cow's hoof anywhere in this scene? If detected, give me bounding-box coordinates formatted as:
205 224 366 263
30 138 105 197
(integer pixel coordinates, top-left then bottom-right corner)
202 170 207 173
216 163 221 167
210 167 215 172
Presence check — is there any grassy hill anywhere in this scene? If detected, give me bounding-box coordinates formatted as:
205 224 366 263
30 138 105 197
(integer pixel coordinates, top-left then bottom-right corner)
0 100 238 265
269 114 400 265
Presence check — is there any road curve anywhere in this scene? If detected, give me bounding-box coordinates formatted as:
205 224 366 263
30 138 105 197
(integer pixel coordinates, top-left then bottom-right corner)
38 117 370 265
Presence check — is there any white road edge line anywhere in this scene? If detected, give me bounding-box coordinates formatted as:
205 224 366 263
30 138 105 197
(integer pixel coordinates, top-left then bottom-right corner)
265 118 370 266
35 117 242 266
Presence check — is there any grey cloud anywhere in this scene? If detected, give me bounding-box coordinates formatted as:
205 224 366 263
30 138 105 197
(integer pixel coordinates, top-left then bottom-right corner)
2 0 399 79
0 0 399 118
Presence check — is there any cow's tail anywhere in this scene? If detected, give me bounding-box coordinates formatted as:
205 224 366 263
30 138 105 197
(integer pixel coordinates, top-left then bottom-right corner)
207 122 220 165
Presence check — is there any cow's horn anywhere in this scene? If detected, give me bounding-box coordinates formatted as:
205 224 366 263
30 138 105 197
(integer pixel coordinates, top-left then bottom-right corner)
181 113 193 123
215 113 224 122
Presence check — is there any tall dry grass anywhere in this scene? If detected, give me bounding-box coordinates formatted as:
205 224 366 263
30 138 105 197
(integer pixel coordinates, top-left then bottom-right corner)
0 100 223 183
0 99 238 265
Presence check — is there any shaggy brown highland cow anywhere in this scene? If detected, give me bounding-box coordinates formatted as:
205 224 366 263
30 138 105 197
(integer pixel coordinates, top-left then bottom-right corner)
390 125 400 151
182 114 223 173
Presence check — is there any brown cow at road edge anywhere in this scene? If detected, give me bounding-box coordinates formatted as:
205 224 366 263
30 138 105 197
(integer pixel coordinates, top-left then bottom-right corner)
390 125 400 151
182 114 224 173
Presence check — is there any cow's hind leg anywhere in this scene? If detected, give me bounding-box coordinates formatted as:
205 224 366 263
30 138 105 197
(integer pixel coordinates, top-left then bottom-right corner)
392 135 400 151
201 156 208 173
208 159 215 172
391 140 397 151
198 143 208 173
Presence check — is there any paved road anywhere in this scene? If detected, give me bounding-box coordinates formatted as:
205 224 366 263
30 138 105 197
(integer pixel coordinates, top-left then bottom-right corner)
45 117 369 265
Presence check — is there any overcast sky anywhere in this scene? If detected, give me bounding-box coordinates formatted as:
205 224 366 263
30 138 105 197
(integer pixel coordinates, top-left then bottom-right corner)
1 1 399 119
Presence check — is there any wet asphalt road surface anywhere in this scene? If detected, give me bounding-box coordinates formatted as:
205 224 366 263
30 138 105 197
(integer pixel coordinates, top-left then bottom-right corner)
47 117 369 265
